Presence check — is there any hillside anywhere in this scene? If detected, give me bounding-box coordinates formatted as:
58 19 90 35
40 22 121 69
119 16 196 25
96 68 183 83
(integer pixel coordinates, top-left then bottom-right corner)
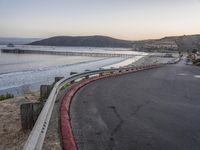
0 37 40 45
29 34 200 51
132 34 200 52
29 36 133 48
170 35 200 51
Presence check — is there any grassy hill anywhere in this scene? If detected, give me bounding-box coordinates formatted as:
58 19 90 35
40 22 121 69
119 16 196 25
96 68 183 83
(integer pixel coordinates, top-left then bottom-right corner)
171 35 200 51
29 34 200 52
29 35 133 48
132 34 200 52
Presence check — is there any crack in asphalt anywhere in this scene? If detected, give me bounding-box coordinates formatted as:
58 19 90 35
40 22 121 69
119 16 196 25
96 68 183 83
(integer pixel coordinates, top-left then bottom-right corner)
131 104 144 116
108 106 124 136
108 106 124 150
131 101 150 116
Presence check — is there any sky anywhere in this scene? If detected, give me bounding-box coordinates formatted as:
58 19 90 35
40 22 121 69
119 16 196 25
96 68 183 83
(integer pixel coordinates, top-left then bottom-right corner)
0 0 200 40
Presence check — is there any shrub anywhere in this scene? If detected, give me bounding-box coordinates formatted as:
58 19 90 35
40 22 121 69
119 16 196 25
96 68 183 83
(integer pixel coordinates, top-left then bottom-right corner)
0 93 14 101
192 49 198 54
193 58 200 65
61 83 70 90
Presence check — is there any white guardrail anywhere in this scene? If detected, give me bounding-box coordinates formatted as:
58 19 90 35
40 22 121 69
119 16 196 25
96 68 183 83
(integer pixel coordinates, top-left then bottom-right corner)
23 64 162 150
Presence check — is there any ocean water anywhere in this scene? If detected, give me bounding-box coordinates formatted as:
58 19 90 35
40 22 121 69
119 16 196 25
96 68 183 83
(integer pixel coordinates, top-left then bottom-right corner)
2 45 147 55
0 52 104 74
0 45 142 95
0 45 147 95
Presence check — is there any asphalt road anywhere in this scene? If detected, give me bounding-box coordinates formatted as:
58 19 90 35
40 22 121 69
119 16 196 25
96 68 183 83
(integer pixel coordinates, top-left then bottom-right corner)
70 61 200 150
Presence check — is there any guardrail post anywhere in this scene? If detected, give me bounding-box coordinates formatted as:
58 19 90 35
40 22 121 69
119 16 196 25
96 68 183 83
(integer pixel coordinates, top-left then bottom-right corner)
85 75 89 79
70 72 78 75
55 77 64 83
85 69 91 72
40 85 53 101
20 102 44 129
70 80 75 84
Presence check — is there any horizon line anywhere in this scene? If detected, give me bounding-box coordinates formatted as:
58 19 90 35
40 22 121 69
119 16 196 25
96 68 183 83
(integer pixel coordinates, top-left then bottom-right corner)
1 33 200 41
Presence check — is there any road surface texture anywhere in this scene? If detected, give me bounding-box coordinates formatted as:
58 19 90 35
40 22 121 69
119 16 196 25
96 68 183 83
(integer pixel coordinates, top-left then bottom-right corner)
70 61 200 150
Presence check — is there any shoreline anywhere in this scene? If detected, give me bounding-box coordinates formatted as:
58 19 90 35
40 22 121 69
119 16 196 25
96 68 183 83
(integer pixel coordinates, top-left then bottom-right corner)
0 57 126 96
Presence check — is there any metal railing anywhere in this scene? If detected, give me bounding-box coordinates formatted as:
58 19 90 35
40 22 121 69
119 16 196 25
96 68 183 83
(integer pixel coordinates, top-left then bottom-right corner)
23 64 161 150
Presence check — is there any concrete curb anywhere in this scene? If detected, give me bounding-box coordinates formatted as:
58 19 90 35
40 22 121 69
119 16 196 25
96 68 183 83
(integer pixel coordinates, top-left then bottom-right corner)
60 64 162 150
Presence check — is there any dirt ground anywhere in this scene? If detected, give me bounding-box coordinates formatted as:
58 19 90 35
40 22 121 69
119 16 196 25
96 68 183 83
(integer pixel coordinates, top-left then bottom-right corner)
0 92 40 150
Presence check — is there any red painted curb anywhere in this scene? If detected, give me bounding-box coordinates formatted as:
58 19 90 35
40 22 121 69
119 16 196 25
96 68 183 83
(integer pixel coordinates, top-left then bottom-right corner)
60 65 162 150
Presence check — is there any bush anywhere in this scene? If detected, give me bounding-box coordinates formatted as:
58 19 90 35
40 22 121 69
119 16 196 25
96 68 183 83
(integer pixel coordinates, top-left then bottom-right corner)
193 58 200 65
0 93 14 101
61 83 70 90
192 49 198 54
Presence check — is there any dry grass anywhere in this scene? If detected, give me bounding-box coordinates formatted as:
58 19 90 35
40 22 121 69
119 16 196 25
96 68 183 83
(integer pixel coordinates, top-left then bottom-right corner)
0 92 39 150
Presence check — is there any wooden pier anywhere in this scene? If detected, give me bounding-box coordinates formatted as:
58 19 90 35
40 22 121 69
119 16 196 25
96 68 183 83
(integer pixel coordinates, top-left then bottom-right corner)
1 48 145 58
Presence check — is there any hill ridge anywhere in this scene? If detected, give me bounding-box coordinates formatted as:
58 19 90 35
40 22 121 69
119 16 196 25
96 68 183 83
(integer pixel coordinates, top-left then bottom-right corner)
29 35 133 48
29 34 200 51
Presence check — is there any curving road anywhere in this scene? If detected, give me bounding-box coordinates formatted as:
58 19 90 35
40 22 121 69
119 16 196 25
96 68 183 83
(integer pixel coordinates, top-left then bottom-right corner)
70 61 200 150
